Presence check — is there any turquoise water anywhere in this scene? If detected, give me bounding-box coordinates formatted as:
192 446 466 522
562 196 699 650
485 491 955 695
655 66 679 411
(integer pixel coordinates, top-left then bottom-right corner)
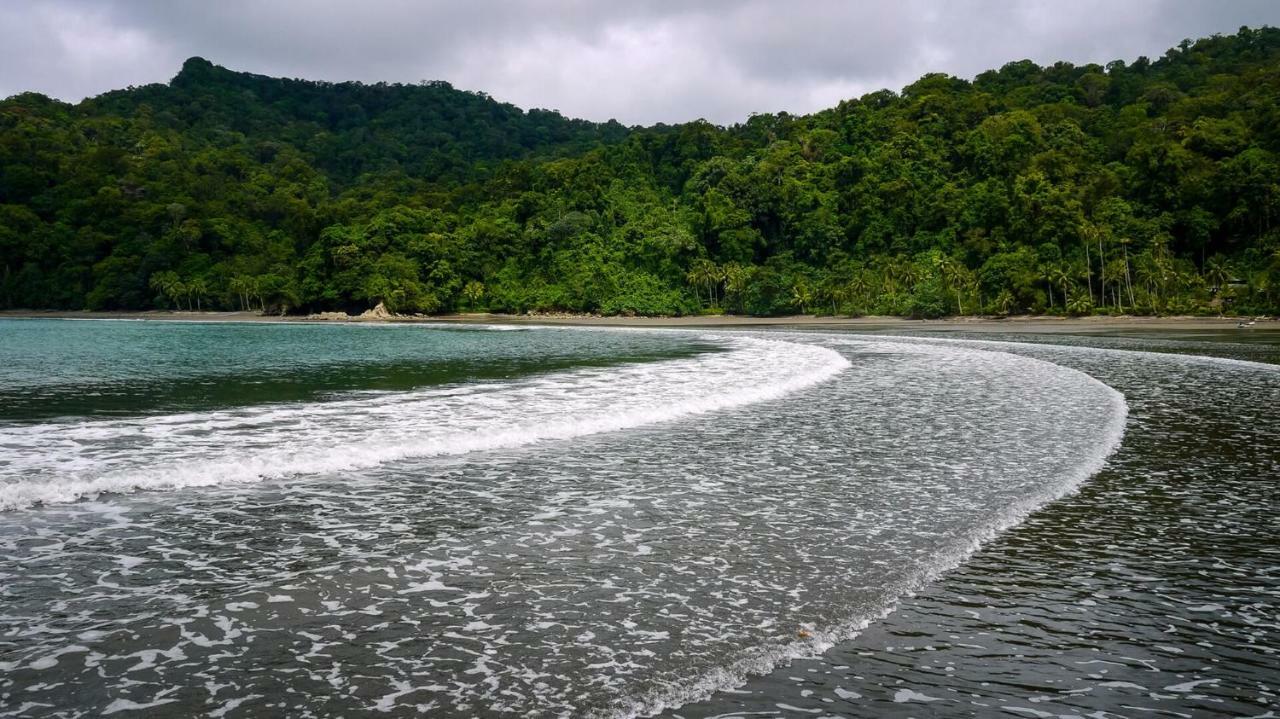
0 319 713 421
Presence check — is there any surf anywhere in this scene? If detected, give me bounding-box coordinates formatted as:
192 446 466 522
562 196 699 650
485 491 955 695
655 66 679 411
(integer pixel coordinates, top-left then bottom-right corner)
601 334 1130 718
0 335 849 511
0 326 1143 719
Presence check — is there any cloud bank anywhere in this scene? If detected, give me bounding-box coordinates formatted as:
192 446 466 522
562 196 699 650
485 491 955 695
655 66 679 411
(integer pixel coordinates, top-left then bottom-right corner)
1 0 1277 125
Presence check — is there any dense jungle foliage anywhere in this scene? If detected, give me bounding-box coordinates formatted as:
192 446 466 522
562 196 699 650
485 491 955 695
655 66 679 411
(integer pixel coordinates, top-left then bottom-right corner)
3 28 1280 317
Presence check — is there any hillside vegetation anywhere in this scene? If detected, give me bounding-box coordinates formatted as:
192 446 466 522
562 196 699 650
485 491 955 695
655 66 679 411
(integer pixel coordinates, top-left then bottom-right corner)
2 28 1279 317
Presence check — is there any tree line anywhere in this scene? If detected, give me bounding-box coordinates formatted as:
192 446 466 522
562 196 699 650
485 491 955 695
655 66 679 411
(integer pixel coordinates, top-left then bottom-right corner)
2 29 1279 317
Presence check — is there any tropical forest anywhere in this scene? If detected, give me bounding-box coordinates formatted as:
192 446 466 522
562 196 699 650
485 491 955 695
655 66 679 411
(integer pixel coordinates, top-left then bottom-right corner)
2 27 1279 318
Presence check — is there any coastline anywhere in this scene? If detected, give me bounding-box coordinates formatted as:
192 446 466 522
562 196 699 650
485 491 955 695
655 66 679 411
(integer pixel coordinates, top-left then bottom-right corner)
2 308 1276 333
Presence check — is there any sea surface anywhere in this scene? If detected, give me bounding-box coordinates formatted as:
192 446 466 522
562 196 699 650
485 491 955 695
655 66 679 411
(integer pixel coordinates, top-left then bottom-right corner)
0 319 1275 718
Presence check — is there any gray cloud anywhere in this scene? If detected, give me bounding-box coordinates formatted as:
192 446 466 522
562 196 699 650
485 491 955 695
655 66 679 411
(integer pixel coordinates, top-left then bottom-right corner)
1 0 1277 125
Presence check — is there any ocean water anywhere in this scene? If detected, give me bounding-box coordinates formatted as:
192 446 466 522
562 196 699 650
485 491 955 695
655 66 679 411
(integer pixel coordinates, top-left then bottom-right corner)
0 319 1274 718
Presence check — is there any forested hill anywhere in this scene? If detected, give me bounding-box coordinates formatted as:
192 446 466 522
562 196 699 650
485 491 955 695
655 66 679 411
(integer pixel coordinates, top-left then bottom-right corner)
82 57 631 185
2 28 1279 316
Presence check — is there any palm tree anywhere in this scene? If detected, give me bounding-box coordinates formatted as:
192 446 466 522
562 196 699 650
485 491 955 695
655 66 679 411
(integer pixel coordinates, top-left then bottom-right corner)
937 255 968 316
791 279 813 314
847 272 871 315
723 263 750 313
462 280 486 309
962 272 980 316
1103 258 1128 311
149 271 186 309
187 277 208 311
1134 256 1164 312
1173 267 1201 304
1251 270 1274 307
149 271 172 306
1204 255 1230 294
994 289 1016 316
895 257 922 292
685 259 721 308
1080 229 1096 305
1134 258 1155 309
819 273 850 315
1148 237 1175 309
250 276 266 313
871 256 896 294
1042 264 1056 310
1076 256 1094 307
1084 222 1107 309
1049 264 1073 309
229 276 252 311
710 263 725 306
1066 293 1093 316
1118 236 1136 308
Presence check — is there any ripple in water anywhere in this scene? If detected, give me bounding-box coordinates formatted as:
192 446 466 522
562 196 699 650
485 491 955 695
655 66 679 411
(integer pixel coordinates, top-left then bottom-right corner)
1 329 1140 717
665 332 1280 718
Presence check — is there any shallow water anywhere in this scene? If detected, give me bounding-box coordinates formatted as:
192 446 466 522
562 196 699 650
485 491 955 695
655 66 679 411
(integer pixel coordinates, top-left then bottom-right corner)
0 320 714 422
0 320 1275 718
667 331 1280 718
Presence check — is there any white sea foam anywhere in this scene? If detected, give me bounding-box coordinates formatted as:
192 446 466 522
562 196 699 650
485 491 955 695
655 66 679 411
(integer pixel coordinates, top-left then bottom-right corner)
2 328 1160 719
0 335 849 510
848 332 1280 373
604 335 1130 718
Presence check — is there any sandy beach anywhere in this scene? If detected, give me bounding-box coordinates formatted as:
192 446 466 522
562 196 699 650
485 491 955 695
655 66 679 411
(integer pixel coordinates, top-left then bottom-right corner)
2 309 1276 334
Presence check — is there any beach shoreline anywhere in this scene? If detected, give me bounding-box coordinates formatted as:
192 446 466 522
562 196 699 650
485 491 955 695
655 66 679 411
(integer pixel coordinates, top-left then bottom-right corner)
2 308 1276 333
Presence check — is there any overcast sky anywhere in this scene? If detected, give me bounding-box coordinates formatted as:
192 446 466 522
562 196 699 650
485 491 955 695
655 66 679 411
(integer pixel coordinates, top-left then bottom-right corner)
2 1 1278 126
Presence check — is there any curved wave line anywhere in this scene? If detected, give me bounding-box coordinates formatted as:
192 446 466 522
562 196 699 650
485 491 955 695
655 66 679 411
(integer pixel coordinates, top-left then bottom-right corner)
611 335 1129 719
0 336 849 511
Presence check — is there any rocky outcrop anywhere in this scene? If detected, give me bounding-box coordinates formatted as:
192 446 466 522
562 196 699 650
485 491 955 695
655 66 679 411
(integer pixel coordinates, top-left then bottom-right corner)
360 302 394 320
305 311 350 321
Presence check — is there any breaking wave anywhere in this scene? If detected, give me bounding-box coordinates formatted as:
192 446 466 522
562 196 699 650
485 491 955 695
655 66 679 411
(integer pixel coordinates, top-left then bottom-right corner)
0 335 849 510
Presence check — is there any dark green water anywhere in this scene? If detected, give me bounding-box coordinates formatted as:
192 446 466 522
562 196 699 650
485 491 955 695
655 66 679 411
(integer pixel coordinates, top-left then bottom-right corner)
0 320 712 421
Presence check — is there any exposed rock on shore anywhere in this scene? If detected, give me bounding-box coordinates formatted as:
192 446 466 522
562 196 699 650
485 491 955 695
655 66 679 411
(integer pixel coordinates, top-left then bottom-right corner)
360 302 394 320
